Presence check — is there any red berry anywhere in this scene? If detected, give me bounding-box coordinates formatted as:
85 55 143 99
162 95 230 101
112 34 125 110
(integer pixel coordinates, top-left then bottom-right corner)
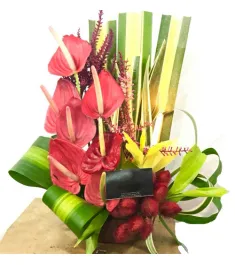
156 170 171 184
160 201 182 217
119 198 137 209
154 184 168 202
128 215 145 233
114 223 131 243
140 197 159 217
140 218 153 240
111 206 137 218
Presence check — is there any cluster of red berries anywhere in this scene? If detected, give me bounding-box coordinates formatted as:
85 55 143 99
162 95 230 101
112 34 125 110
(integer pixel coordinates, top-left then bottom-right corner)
111 170 182 243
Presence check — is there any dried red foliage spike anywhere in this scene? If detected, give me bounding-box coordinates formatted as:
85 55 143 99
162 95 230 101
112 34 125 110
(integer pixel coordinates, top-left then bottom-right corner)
140 218 153 240
49 139 92 194
140 197 159 217
48 35 92 77
90 10 104 52
114 223 131 243
154 183 168 202
128 215 145 233
81 133 123 174
81 70 125 119
56 97 96 147
160 201 182 217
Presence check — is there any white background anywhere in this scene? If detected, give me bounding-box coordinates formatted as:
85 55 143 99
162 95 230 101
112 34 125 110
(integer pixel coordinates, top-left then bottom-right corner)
0 0 235 258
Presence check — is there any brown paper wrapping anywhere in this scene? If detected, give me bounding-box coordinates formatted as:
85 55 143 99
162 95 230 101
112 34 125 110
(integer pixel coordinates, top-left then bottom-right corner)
0 199 180 254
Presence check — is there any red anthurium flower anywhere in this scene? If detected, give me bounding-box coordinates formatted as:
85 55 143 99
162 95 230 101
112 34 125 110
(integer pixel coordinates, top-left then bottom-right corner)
106 199 120 212
81 70 125 119
48 34 92 77
81 133 123 174
49 138 92 194
42 78 78 133
84 173 104 207
56 97 96 147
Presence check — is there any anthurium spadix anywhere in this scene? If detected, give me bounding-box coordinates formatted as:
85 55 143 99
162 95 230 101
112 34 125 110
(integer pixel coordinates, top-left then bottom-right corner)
123 132 178 172
41 78 79 133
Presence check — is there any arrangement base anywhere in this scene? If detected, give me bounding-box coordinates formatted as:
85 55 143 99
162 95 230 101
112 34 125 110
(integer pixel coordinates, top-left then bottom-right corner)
0 199 180 254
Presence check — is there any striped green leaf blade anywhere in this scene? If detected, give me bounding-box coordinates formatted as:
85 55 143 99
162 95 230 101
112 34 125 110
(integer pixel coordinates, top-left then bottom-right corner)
8 136 52 189
160 17 191 141
89 20 96 42
43 185 105 238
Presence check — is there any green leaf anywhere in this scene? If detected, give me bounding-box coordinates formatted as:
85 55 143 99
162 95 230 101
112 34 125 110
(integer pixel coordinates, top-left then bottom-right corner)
168 145 206 195
8 136 52 189
86 232 99 254
145 233 158 254
42 186 103 238
168 187 228 202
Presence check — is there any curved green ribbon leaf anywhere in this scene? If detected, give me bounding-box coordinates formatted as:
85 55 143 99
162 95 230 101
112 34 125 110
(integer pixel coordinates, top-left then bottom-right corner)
146 233 158 254
8 136 52 189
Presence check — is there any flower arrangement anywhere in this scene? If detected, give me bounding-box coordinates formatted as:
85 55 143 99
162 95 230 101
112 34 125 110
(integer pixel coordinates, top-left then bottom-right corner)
9 10 227 254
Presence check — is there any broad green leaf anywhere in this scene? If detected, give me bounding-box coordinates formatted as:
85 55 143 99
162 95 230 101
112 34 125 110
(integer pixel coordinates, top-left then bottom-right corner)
43 186 103 238
123 132 144 167
150 40 167 121
141 56 153 145
168 187 228 202
86 232 99 254
160 17 191 142
8 136 52 189
88 20 96 42
107 20 117 71
168 145 206 195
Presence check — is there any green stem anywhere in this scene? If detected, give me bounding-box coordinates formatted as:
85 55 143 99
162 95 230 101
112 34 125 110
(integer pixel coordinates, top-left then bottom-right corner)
159 215 188 253
171 167 180 177
74 73 81 95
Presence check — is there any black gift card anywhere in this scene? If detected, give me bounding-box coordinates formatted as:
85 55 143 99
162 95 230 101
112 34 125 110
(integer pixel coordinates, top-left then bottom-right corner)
106 168 153 200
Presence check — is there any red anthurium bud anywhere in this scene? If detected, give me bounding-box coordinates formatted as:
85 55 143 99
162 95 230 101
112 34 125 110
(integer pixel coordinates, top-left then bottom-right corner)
42 79 79 133
140 218 153 240
48 34 92 77
56 97 96 147
49 139 92 194
140 197 159 217
81 133 123 173
128 215 145 233
106 199 120 212
119 198 138 209
160 201 182 217
81 70 125 119
154 183 168 202
156 170 171 184
114 223 131 243
84 173 104 207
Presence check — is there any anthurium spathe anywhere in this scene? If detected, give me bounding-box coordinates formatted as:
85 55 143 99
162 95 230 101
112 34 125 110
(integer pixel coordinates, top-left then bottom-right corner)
42 78 79 133
123 132 178 172
56 97 96 147
81 69 125 119
48 33 92 77
81 133 123 174
48 138 92 194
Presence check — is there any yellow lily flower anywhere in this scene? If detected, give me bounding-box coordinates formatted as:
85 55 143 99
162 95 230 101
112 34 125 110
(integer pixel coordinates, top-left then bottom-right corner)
123 132 178 172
